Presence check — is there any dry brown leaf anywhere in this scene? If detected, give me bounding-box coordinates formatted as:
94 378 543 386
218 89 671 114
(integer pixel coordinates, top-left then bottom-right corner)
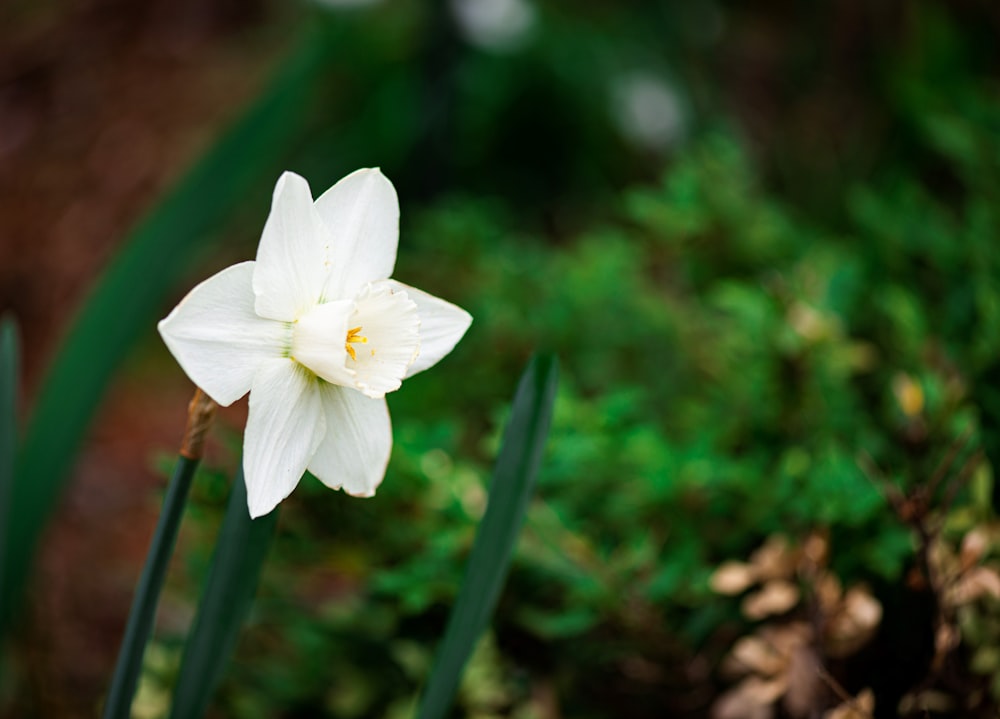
802 531 829 571
742 580 800 619
927 537 955 577
935 622 960 656
727 635 787 677
742 675 790 704
898 689 955 714
960 527 990 570
947 565 1000 606
843 587 883 629
749 536 798 581
768 622 813 653
823 688 874 719
712 676 786 719
825 587 882 658
815 572 843 613
711 560 758 595
782 644 823 718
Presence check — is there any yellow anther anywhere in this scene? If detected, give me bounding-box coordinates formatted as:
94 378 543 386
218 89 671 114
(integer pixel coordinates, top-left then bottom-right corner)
345 326 368 361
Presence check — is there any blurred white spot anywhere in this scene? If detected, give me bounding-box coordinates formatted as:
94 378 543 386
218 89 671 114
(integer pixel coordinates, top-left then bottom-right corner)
450 0 536 51
611 71 687 152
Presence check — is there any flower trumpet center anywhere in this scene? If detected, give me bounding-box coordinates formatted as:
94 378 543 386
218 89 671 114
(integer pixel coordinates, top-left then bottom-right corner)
290 283 420 399
345 326 368 361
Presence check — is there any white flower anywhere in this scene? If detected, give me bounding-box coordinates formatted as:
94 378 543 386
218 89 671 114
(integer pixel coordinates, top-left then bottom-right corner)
158 169 472 518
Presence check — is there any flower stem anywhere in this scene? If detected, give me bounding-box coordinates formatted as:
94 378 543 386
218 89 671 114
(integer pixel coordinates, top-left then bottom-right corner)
102 389 215 719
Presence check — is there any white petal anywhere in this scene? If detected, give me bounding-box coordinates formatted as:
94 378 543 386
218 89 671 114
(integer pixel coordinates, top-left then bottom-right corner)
314 168 399 300
307 384 391 497
381 280 472 377
243 358 327 518
348 283 420 398
158 261 289 406
291 299 356 387
253 172 332 321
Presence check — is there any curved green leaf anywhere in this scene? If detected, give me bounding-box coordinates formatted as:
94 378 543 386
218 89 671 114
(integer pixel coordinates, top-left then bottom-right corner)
102 455 200 719
416 353 559 719
0 315 20 587
0 27 334 629
168 468 278 719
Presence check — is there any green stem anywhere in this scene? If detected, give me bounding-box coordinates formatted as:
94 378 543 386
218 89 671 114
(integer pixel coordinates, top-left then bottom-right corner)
101 454 199 719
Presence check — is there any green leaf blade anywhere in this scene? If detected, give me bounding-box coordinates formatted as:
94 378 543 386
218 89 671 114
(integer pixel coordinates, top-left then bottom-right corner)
102 454 200 719
168 468 278 719
0 314 21 588
416 353 559 719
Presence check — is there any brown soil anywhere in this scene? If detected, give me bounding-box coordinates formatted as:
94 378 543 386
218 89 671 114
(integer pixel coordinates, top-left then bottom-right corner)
1 1 278 715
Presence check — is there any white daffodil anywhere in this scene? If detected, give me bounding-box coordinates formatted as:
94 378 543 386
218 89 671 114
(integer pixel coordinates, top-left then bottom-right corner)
158 169 472 518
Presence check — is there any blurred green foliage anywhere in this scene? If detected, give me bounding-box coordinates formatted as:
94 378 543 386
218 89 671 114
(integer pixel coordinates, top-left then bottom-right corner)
180 82 1000 719
138 2 1000 716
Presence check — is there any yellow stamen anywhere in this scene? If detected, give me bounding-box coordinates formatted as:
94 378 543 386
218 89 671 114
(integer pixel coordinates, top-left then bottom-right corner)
345 326 368 361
